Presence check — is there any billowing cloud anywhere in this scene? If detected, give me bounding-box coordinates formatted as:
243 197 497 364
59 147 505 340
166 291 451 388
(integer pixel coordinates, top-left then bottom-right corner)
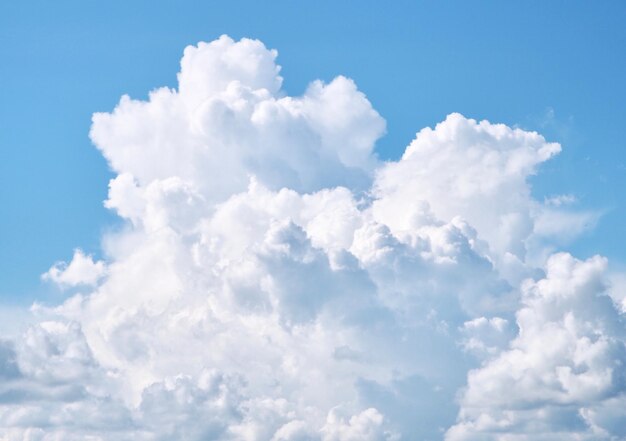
91 35 385 205
42 249 106 288
447 254 626 440
1 35 623 440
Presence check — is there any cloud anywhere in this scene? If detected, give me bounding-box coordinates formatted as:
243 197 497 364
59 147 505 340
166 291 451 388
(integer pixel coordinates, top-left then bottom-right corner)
372 113 561 263
91 35 385 206
1 35 623 440
321 408 398 441
42 249 106 288
446 253 626 440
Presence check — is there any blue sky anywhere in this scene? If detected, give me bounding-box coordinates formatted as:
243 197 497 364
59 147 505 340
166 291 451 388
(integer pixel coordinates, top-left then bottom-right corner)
1 0 625 303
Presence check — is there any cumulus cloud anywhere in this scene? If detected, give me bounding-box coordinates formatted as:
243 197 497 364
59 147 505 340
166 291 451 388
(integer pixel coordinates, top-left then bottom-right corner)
42 249 106 288
373 113 561 263
447 254 626 440
2 35 623 440
91 35 385 205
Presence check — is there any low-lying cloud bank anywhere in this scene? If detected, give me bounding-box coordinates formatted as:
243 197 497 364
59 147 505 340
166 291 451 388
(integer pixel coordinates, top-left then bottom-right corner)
2 35 624 440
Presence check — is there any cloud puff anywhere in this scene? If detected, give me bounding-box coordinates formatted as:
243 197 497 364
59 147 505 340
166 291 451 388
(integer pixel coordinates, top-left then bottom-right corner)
1 36 623 440
42 249 106 288
373 113 562 262
447 253 626 440
91 35 385 205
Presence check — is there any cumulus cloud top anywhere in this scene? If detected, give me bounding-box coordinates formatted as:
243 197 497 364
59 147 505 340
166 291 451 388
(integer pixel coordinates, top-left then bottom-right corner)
2 36 623 440
91 35 385 205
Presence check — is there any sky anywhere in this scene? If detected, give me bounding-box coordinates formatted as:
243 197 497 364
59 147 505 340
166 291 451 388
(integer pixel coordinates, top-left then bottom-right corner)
0 1 626 440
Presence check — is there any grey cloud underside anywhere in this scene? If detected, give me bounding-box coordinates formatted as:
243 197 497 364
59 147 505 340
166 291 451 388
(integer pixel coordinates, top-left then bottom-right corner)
2 35 624 441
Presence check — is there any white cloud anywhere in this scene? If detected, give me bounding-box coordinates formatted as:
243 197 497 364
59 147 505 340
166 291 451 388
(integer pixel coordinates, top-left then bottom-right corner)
42 249 106 288
91 35 385 206
459 316 515 357
544 194 577 207
372 113 586 272
1 35 623 440
321 408 398 441
447 253 626 440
